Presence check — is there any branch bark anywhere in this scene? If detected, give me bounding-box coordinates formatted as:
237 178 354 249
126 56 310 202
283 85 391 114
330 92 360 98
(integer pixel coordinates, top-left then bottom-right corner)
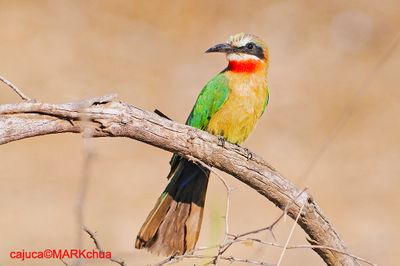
0 95 360 266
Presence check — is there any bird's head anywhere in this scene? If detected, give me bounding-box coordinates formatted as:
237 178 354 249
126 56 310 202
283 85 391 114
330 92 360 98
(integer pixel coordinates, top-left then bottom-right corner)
205 33 268 73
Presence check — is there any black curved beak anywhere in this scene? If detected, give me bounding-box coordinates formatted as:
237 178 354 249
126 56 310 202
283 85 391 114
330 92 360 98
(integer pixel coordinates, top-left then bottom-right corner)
205 43 234 53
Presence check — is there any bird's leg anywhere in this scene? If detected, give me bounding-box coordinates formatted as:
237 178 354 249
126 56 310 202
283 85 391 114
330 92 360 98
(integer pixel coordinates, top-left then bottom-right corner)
217 136 226 147
243 147 253 160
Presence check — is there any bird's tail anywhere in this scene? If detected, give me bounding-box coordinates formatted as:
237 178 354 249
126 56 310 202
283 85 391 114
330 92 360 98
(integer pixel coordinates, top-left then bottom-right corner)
135 158 210 256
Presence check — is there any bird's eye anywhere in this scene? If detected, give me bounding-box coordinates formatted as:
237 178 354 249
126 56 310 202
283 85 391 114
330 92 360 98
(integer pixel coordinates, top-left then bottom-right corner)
246 43 255 49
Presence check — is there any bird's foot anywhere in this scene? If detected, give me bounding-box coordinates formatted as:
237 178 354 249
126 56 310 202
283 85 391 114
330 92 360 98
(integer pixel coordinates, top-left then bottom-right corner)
234 144 253 160
243 147 253 160
217 136 226 147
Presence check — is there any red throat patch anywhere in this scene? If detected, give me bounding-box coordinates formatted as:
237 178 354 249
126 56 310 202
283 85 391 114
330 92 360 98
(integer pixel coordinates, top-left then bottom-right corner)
228 59 263 73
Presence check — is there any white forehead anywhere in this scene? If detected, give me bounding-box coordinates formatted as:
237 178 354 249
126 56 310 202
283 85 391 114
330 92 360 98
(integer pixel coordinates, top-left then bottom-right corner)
228 34 253 47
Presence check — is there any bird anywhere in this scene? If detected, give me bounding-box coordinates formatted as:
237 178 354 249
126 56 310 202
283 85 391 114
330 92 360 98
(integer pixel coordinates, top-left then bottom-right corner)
135 33 269 256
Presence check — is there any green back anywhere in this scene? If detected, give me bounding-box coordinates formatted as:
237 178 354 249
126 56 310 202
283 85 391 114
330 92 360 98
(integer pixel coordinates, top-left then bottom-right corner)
186 73 230 129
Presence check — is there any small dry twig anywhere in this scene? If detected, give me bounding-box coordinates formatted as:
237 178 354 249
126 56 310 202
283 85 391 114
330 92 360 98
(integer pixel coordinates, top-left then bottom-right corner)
241 239 377 266
74 141 94 265
84 227 127 266
276 203 305 265
0 74 33 101
60 258 71 266
153 253 274 266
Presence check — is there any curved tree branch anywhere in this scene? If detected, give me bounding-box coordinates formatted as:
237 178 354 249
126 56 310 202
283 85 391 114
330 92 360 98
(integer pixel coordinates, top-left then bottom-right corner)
0 95 362 266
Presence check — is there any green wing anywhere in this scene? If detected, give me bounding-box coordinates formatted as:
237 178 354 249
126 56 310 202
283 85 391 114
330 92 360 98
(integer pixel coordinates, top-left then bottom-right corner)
186 73 230 129
168 73 229 176
261 85 270 116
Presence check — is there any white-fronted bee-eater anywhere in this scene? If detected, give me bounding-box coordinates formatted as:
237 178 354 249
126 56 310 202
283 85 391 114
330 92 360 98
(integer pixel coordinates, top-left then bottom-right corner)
136 33 269 256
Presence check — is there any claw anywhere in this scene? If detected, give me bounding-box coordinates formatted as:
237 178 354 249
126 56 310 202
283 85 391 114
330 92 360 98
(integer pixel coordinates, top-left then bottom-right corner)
217 136 226 147
244 148 253 160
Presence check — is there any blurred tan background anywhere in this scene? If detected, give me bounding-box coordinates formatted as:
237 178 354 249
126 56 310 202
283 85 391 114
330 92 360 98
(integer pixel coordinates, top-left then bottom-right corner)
1 1 399 265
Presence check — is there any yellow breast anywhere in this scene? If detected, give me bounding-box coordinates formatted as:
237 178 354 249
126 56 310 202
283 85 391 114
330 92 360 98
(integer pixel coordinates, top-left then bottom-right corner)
206 71 268 144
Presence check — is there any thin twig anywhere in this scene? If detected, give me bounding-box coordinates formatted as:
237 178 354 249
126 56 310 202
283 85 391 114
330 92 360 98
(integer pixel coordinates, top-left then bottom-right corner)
233 187 308 240
153 253 274 266
213 170 232 243
73 136 94 266
220 256 275 266
0 74 33 101
277 203 305 265
60 258 71 266
239 238 378 266
83 227 127 266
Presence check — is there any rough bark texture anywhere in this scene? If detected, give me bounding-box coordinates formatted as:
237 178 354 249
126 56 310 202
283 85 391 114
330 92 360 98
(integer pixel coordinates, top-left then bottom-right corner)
0 95 359 266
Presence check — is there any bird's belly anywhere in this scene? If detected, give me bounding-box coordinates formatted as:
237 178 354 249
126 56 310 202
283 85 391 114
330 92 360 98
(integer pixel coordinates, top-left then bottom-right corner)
206 93 264 144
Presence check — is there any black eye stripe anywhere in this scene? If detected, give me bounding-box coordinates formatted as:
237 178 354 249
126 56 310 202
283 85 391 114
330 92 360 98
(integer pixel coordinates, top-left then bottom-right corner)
236 43 265 59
